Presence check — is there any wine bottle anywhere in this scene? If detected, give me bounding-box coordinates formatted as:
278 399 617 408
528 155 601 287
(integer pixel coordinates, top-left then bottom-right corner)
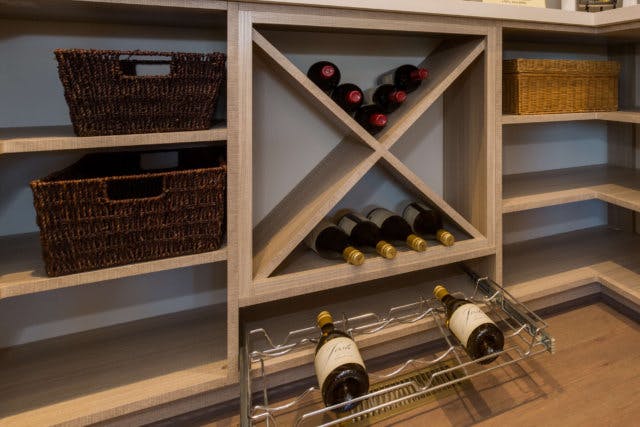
336 210 397 259
378 64 428 94
366 84 407 113
314 311 369 411
354 105 388 135
304 220 365 266
331 83 364 113
366 207 427 252
433 285 504 364
403 201 455 246
307 61 341 93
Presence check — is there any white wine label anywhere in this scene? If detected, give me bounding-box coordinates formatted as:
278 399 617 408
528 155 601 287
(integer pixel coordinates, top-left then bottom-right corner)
314 336 366 390
338 215 358 235
367 208 393 228
402 204 421 229
304 219 334 253
449 304 496 347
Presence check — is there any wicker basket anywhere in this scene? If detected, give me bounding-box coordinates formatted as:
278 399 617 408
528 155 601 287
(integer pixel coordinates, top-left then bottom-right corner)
31 147 226 277
503 59 620 115
55 49 226 136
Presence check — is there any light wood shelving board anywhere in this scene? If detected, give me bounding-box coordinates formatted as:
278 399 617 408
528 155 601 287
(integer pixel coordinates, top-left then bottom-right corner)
503 164 640 213
502 111 640 125
0 124 227 155
244 237 494 306
0 305 230 427
0 0 228 27
0 232 227 300
503 225 640 307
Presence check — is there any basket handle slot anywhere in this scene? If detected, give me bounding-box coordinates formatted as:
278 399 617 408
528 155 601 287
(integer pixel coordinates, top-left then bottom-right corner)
119 54 173 77
105 176 165 201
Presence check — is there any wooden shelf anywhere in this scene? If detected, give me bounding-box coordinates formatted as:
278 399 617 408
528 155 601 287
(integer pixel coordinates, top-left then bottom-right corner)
243 236 493 307
0 0 227 27
0 233 227 300
502 111 640 125
503 164 640 213
0 304 229 427
0 124 227 155
503 226 640 307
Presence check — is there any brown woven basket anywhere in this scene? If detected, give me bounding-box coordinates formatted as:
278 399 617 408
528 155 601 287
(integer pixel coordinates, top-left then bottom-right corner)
55 49 226 136
31 147 226 277
503 59 620 115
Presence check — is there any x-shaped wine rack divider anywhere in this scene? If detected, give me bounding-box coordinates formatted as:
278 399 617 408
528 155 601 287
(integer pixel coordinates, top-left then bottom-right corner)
250 28 490 298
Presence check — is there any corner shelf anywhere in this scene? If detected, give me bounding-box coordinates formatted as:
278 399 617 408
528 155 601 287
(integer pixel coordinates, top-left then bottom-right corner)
0 232 227 300
503 164 640 213
0 305 230 427
503 226 640 308
0 124 227 155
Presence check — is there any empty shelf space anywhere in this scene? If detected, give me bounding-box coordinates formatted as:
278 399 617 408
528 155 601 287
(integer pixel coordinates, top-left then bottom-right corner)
0 305 229 427
503 164 640 213
0 233 227 300
0 124 227 155
244 237 494 307
504 226 640 307
502 111 640 125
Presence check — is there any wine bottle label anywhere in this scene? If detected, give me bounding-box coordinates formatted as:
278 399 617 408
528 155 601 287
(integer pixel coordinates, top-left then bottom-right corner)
449 304 496 348
314 336 366 390
337 215 358 235
304 220 334 253
402 204 421 228
367 208 393 228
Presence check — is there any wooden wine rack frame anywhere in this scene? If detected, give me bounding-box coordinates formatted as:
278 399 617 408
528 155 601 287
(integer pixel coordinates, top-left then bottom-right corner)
1 1 640 425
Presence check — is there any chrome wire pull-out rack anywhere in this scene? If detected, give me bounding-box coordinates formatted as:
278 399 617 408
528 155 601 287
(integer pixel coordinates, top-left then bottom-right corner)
241 268 555 426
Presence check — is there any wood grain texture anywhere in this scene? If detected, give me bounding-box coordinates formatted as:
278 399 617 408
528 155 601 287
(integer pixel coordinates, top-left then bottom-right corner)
503 111 640 125
0 233 227 300
0 305 230 427
504 225 640 307
0 125 227 155
502 164 640 214
244 237 494 307
444 54 490 239
251 142 378 281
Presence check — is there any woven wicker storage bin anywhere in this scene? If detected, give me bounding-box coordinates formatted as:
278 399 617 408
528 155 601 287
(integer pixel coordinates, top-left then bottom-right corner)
55 49 226 136
503 59 620 114
31 147 226 277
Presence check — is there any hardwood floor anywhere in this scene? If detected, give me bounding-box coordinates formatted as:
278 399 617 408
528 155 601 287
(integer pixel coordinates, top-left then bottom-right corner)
158 300 640 426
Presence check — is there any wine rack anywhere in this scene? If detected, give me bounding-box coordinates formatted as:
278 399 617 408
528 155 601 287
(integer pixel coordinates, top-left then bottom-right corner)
242 269 555 426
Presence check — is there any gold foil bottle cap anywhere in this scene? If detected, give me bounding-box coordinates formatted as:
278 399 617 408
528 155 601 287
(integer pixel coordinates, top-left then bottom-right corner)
343 246 365 266
317 311 333 328
433 285 449 301
376 241 397 259
407 234 427 252
436 229 455 247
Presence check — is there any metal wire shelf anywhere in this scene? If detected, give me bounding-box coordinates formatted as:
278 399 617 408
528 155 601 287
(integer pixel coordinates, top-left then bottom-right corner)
241 268 555 426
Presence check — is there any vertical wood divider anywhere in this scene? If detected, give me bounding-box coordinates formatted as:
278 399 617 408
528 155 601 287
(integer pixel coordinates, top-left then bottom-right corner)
226 3 253 381
607 43 636 233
